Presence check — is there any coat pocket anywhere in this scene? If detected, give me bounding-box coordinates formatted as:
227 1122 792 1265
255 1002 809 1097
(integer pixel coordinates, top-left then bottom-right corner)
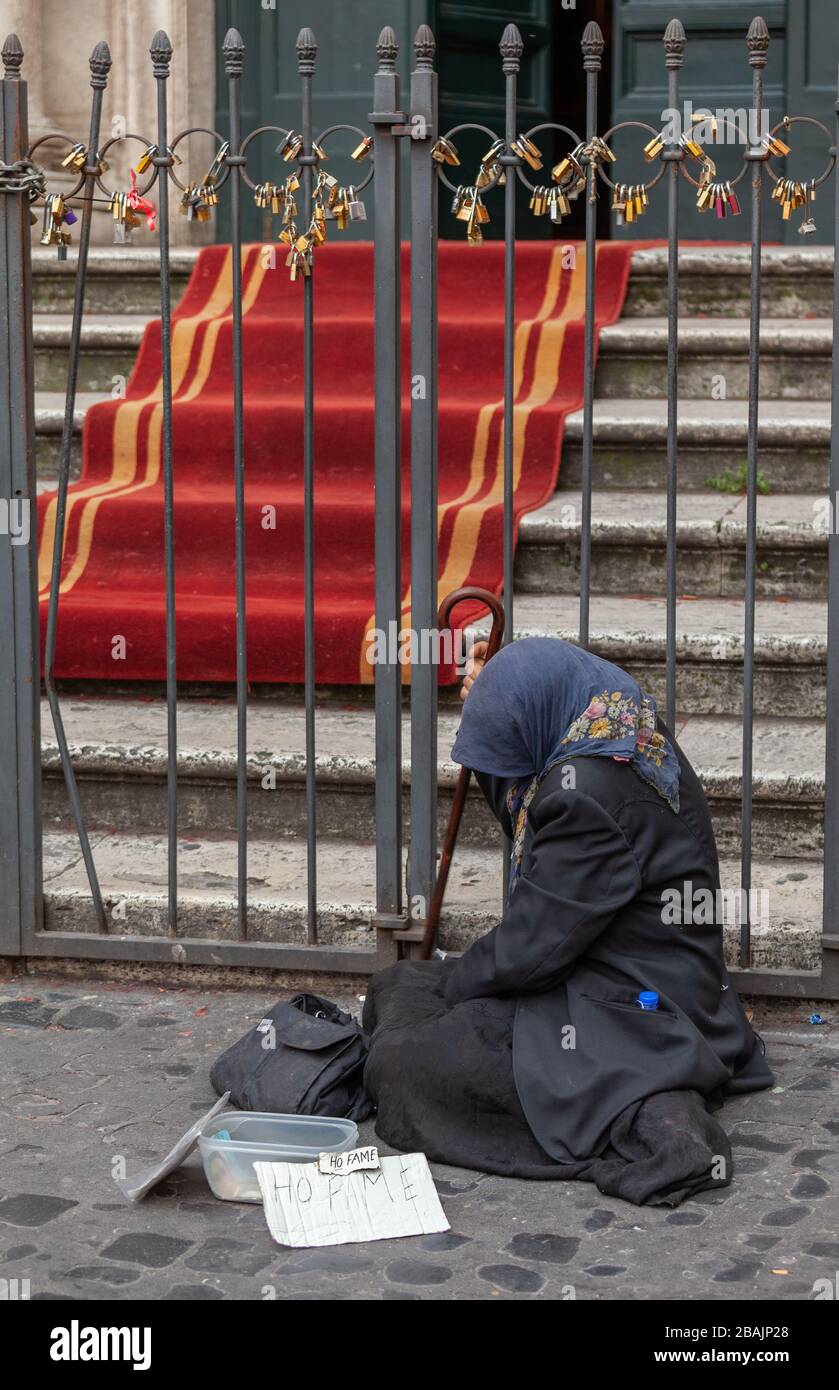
580 992 677 1021
574 990 729 1090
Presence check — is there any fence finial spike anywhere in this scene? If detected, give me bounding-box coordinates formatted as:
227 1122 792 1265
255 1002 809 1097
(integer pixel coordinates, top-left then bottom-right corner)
222 26 245 76
2 32 23 78
89 39 112 89
500 23 523 72
376 25 398 69
414 23 435 70
581 20 604 70
296 26 317 74
747 14 770 64
149 29 172 76
663 17 686 67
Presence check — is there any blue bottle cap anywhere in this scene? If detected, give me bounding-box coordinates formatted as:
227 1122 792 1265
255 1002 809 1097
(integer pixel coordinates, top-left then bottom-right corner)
214 1129 231 1141
637 991 659 1010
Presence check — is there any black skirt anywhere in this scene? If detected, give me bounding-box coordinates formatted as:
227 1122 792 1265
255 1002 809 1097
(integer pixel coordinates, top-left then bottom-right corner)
362 958 735 1206
362 958 562 1177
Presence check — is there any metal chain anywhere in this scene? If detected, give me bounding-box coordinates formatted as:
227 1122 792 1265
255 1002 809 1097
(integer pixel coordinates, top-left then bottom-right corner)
0 157 46 199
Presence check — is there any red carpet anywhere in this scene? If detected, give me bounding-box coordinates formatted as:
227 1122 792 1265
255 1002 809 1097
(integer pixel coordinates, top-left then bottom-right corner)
37 239 635 684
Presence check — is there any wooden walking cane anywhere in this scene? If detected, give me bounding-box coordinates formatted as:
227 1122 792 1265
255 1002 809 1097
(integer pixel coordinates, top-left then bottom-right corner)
418 587 506 960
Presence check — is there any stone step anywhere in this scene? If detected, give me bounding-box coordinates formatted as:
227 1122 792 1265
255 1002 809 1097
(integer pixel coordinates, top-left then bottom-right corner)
470 591 826 718
32 247 195 314
32 391 833 493
596 317 833 401
42 695 826 859
35 391 99 480
32 311 834 399
623 246 833 319
33 314 153 394
517 490 828 601
559 397 830 493
31 245 833 320
41 825 824 973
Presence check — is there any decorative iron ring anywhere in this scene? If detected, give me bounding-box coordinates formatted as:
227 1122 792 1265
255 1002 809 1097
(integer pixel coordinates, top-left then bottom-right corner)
596 121 666 193
676 115 749 189
312 123 375 193
436 122 503 195
27 132 89 201
167 126 232 193
514 122 582 194
239 124 291 191
95 132 160 200
765 115 836 189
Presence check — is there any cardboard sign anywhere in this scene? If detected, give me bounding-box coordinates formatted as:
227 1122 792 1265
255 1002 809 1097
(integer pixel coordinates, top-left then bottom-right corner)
256 1152 449 1248
317 1145 380 1175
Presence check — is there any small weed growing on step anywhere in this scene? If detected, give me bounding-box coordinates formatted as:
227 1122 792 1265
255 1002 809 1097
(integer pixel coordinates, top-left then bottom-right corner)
705 460 770 495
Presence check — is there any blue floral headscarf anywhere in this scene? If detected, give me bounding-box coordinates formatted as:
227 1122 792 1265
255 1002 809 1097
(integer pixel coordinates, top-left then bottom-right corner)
452 637 680 891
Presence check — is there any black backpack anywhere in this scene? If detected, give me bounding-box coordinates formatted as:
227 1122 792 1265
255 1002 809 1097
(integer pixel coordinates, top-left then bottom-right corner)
210 992 373 1121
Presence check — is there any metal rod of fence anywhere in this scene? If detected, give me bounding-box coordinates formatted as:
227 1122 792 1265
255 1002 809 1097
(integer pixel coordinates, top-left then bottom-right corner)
740 15 770 970
409 25 439 933
371 26 403 953
578 21 603 650
0 35 43 955
42 41 111 933
500 24 522 906
500 24 521 648
663 19 685 733
223 27 248 940
821 61 839 995
150 31 178 938
298 27 319 945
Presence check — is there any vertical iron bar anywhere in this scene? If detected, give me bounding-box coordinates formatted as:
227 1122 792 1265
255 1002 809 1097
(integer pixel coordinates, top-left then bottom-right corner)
43 41 111 932
500 24 521 645
500 24 522 906
409 25 438 930
150 31 178 938
578 21 603 650
821 62 839 998
371 27 403 955
223 28 248 939
298 27 318 944
0 34 42 955
740 16 770 969
663 20 685 733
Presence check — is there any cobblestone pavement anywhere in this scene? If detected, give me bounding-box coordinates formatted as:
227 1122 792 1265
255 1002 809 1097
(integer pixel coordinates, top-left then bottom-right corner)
1 973 837 1302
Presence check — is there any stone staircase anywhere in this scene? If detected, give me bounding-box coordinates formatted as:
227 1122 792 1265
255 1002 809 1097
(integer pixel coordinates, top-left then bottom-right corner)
34 244 832 976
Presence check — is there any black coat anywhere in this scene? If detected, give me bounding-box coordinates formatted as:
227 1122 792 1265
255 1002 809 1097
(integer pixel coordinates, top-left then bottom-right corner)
444 741 773 1164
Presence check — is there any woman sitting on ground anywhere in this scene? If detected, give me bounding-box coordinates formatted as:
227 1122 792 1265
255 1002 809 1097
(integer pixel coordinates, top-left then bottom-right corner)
363 636 773 1205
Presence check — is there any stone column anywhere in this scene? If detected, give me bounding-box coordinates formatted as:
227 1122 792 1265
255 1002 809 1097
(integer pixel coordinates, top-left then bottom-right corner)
0 0 217 244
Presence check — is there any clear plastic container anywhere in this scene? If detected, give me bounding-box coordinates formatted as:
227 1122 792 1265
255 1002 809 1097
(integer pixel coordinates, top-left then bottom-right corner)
198 1110 359 1203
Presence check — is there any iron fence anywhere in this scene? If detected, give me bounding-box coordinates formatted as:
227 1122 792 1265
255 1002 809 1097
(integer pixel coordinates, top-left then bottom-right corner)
0 14 837 997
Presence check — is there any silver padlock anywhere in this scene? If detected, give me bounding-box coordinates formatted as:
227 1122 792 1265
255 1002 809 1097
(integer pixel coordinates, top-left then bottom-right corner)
348 185 367 222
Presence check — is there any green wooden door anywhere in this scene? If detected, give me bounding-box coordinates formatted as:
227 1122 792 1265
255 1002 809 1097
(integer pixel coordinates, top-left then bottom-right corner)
214 0 429 242
610 0 838 244
433 0 614 239
610 0 791 241
784 0 839 245
213 0 606 243
434 0 554 239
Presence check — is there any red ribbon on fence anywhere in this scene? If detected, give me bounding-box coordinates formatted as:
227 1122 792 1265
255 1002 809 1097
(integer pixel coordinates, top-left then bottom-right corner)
127 167 156 231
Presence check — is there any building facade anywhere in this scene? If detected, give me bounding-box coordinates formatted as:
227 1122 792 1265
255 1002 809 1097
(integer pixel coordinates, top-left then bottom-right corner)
3 0 837 245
